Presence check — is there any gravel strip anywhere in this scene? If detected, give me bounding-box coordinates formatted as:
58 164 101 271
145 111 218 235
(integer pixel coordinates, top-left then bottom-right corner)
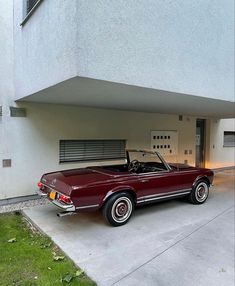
0 198 50 214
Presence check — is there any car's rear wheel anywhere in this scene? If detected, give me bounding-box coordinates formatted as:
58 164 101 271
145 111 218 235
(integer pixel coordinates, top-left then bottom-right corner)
188 180 209 204
102 192 134 226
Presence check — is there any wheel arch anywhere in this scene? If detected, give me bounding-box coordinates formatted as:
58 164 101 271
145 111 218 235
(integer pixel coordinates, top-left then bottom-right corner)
102 187 137 206
193 175 210 188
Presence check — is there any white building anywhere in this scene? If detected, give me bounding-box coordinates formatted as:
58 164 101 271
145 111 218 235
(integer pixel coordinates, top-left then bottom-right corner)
0 0 234 200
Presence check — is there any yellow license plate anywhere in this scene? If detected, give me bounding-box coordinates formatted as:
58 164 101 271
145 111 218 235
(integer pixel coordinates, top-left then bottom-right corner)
49 191 56 200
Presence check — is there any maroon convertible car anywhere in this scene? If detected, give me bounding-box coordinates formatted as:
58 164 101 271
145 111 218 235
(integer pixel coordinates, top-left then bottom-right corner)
37 150 214 226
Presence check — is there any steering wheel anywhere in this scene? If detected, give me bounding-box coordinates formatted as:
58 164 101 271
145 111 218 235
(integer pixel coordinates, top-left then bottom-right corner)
128 159 141 173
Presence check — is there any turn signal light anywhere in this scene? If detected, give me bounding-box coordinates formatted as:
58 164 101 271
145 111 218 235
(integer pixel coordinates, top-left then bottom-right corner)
59 194 72 204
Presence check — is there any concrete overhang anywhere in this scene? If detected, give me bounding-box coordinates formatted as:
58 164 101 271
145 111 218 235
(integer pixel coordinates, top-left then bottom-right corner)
17 77 235 118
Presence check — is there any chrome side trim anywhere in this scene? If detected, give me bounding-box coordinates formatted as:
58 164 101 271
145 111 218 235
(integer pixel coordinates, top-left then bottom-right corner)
43 183 57 191
137 191 191 204
52 200 75 211
138 189 191 201
76 204 99 210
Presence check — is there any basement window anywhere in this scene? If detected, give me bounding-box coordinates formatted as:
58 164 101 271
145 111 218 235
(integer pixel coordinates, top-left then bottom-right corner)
223 131 235 147
59 140 126 163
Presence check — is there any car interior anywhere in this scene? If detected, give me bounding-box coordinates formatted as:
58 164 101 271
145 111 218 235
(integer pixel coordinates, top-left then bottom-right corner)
101 160 168 174
99 151 169 173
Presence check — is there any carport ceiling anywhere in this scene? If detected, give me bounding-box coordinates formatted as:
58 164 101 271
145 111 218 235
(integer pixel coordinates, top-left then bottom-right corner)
18 76 235 118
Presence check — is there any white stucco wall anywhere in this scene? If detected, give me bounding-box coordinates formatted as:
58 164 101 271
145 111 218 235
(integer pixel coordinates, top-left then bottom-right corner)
0 0 14 103
0 103 197 199
0 0 15 199
14 0 234 102
77 0 234 102
14 0 78 98
206 119 235 168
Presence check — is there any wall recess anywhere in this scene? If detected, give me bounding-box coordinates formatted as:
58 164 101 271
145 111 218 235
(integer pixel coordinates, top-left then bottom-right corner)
2 159 12 168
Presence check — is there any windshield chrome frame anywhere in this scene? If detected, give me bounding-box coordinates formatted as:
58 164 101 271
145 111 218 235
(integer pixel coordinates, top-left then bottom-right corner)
126 149 172 172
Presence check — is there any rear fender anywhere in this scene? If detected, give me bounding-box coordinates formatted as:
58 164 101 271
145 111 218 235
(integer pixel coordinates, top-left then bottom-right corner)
102 186 136 204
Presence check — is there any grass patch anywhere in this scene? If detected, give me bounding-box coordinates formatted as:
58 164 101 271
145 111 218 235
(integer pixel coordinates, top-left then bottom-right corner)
0 212 96 286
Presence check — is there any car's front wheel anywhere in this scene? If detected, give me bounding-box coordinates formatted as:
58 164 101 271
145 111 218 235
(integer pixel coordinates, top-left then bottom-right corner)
188 180 209 204
102 192 134 226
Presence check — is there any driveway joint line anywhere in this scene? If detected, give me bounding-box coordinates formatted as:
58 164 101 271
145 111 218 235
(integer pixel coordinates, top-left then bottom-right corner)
111 204 234 286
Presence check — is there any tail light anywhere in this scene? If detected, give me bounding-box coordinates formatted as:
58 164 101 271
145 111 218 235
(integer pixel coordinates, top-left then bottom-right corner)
37 182 43 189
59 194 72 204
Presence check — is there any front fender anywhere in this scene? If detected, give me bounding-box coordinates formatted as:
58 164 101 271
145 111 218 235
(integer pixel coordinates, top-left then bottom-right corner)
192 175 211 188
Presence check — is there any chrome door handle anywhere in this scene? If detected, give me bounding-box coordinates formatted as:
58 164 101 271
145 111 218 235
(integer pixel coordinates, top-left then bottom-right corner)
141 179 149 183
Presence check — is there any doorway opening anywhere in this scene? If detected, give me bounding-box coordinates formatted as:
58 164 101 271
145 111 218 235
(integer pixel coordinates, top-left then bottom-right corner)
196 119 206 167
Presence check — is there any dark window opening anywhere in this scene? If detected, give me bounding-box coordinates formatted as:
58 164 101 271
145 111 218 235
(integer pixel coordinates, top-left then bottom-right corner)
59 139 126 163
223 131 235 147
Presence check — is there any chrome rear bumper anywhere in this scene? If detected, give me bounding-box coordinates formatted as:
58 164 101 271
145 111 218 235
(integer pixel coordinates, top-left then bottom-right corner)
52 199 75 211
36 188 75 212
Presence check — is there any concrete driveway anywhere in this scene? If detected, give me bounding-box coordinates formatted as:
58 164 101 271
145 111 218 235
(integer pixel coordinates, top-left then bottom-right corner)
24 170 235 286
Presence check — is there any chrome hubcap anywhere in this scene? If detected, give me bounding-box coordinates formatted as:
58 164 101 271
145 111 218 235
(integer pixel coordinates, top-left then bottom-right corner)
111 197 132 223
195 182 209 202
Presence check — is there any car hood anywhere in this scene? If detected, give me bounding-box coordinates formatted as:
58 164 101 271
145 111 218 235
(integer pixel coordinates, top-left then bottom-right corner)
41 168 113 195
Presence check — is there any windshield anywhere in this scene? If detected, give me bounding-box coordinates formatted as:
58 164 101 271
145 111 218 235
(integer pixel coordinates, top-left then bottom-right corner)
128 150 168 171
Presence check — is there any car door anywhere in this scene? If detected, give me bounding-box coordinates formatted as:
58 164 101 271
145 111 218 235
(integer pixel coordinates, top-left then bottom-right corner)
135 152 193 203
137 170 172 198
137 169 193 203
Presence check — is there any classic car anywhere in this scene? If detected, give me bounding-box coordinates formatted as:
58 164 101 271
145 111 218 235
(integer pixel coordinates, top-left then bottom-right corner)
37 150 214 226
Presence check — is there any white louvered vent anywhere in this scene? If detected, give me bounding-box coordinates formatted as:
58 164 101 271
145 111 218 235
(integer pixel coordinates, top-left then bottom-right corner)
59 140 126 163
